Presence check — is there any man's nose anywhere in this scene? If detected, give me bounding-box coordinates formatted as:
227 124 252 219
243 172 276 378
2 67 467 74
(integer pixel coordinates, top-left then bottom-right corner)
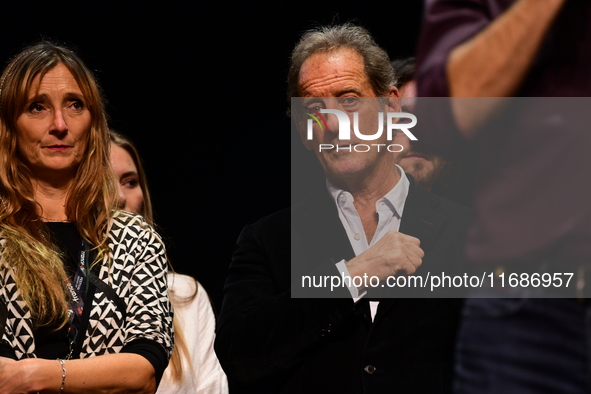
324 111 341 135
50 109 68 134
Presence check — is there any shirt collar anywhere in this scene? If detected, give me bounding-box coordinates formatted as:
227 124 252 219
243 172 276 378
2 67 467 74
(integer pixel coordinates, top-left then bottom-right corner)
326 164 410 217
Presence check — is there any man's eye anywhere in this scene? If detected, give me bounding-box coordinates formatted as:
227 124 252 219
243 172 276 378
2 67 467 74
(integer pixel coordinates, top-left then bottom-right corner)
306 105 324 112
342 97 359 105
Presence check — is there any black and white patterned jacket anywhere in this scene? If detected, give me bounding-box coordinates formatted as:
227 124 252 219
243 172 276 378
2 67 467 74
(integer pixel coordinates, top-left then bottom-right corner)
0 211 173 359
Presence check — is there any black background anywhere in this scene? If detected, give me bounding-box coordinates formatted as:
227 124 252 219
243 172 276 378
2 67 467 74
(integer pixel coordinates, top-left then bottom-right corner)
1 2 423 311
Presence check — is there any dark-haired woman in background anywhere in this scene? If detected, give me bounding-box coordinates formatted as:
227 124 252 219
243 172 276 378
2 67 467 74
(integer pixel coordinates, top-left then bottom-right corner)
110 131 228 393
0 42 172 393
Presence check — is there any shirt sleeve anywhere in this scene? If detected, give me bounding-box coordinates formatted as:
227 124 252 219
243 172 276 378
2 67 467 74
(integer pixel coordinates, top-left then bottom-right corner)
88 213 174 361
413 0 498 154
121 338 169 385
335 259 367 301
0 342 16 359
122 217 173 357
416 0 494 97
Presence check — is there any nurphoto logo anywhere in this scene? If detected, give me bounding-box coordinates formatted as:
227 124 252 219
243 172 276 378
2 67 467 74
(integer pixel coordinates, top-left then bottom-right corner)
303 107 418 153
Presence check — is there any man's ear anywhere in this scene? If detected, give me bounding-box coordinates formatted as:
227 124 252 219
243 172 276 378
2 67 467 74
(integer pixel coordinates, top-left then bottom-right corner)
386 86 401 112
295 118 314 151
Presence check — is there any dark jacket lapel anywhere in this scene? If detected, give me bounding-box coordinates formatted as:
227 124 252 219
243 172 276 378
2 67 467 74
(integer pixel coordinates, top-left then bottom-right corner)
398 175 448 251
373 175 449 322
292 185 356 272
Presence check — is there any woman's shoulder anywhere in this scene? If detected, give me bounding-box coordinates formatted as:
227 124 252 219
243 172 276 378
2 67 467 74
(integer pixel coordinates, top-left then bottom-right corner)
167 272 200 298
107 210 165 254
109 210 162 240
166 273 214 313
111 210 153 230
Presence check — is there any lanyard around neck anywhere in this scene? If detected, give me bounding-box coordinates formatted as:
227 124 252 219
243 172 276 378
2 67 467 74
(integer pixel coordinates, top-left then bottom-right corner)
65 239 91 357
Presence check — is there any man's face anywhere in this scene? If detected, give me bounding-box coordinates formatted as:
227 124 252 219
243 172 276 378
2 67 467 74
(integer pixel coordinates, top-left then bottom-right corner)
297 48 399 185
397 144 449 191
395 79 450 191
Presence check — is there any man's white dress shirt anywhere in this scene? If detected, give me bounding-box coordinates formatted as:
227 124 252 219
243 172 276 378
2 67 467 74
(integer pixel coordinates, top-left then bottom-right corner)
329 165 410 321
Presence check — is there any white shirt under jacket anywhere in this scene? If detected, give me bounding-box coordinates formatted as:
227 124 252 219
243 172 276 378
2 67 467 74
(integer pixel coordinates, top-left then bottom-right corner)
330 165 410 321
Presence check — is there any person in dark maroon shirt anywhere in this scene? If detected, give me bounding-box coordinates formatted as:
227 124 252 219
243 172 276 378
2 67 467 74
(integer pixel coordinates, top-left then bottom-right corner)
416 0 591 392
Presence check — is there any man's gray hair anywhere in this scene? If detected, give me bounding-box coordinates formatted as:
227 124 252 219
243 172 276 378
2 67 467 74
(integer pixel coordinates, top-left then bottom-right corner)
287 23 397 100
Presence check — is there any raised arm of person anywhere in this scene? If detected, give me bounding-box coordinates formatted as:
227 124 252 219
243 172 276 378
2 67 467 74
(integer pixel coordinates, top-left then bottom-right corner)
417 0 567 135
448 0 566 98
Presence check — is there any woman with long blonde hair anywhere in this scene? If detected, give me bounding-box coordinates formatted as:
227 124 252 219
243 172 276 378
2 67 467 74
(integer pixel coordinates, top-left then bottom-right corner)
110 131 228 393
0 42 173 393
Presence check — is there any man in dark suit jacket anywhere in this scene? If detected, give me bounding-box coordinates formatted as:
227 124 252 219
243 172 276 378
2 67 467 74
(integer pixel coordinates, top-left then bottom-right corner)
215 23 471 393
